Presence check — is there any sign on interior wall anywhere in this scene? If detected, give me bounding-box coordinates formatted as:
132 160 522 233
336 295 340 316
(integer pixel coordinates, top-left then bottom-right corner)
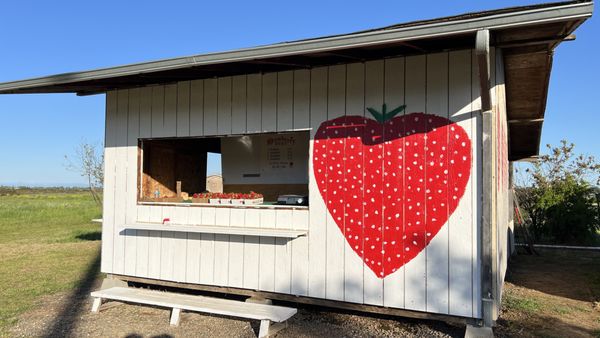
266 135 296 169
221 132 309 185
313 105 472 278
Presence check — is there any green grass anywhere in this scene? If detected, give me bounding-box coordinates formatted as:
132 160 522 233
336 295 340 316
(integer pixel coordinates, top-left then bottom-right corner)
0 191 102 337
503 292 542 313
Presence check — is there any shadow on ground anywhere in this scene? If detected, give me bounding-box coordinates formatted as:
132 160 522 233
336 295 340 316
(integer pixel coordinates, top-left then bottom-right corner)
75 231 102 241
506 248 600 302
41 249 101 338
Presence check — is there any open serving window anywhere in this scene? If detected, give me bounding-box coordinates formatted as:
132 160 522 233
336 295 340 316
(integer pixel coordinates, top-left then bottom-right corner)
138 131 309 207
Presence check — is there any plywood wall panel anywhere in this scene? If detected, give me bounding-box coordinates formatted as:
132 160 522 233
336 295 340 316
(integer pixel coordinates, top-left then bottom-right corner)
103 51 486 318
403 55 427 312
424 53 450 314
185 207 203 284
363 60 384 306
189 80 204 136
246 74 262 134
147 206 163 279
259 209 276 292
124 88 140 277
214 208 231 285
448 50 475 317
261 73 277 133
176 81 191 137
275 210 293 294
217 77 232 135
135 205 150 276
113 89 129 275
307 67 328 299
203 79 218 136
199 207 216 285
231 75 247 134
164 84 178 136
293 69 310 129
343 62 365 304
243 208 261 289
229 208 245 288
382 57 405 308
101 91 117 273
325 64 346 301
277 71 294 131
291 209 309 296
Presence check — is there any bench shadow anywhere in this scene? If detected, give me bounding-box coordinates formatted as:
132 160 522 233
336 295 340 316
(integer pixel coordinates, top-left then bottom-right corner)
76 231 102 241
41 248 101 338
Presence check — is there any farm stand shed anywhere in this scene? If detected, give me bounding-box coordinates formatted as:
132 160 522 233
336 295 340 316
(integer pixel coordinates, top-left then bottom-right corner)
0 0 593 329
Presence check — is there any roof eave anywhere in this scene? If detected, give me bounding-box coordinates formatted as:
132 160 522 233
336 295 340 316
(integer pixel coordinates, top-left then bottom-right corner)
0 0 593 95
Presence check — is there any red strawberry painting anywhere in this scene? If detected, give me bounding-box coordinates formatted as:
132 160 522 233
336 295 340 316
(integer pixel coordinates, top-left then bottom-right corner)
313 105 471 278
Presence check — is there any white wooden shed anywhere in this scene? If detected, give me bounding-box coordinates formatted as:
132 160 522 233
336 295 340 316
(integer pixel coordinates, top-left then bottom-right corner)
0 0 593 330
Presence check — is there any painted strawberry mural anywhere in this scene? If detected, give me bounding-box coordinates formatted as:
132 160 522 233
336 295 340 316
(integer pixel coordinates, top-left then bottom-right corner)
313 105 471 278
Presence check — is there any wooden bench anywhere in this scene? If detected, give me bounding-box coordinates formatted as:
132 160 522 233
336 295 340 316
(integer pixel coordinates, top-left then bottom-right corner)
91 287 296 337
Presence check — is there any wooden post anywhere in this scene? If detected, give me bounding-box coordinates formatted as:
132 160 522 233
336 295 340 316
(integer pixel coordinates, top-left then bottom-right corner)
176 181 182 197
91 298 102 313
476 29 497 328
170 308 181 326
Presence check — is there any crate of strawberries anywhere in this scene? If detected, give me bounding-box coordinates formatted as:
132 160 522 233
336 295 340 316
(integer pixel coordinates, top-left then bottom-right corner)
191 192 263 205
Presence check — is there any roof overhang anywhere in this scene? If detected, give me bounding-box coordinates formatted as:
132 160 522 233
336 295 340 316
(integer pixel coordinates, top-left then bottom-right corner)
0 0 593 161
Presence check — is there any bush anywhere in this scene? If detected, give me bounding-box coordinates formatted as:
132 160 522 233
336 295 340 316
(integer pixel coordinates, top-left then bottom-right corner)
515 140 600 246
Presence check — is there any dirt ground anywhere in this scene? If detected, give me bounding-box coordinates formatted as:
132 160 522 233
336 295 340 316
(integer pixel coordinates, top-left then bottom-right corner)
495 248 600 337
8 286 464 338
8 248 599 338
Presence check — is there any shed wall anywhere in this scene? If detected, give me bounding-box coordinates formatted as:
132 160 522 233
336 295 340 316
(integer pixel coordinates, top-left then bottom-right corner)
494 49 511 308
102 50 490 318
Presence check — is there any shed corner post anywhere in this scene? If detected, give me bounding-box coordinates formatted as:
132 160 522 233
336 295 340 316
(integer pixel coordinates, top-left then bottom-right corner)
476 28 497 328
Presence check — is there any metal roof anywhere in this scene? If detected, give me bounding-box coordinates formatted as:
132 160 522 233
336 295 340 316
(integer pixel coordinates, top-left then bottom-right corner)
0 0 593 160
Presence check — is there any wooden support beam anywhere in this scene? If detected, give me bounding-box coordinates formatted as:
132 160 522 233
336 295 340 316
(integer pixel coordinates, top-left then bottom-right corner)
476 28 496 329
476 30 491 112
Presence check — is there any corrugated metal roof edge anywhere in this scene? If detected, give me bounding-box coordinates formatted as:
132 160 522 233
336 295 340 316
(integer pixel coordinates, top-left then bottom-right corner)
0 0 593 94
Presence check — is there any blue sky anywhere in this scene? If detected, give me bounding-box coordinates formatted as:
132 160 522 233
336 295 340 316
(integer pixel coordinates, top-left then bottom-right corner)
0 1 597 186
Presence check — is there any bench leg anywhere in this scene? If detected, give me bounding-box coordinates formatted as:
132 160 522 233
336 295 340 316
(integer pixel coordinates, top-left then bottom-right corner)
258 320 270 338
170 308 181 326
91 298 102 313
258 320 287 338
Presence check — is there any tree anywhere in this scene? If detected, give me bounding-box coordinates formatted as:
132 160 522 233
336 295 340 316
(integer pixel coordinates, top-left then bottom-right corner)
65 142 104 205
515 140 600 245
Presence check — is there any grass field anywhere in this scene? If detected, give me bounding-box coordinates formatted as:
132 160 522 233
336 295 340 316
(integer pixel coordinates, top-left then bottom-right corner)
0 190 101 337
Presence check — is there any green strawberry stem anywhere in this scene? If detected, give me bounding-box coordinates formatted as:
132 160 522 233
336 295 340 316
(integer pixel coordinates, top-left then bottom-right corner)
367 104 406 123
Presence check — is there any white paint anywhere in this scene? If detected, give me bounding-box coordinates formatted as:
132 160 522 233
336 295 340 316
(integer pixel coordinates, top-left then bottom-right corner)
425 52 449 314
91 287 297 322
382 57 405 309
448 50 475 317
102 51 490 318
403 56 426 311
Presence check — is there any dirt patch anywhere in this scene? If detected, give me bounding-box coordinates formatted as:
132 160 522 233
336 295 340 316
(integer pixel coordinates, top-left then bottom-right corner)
10 289 463 338
9 247 600 337
495 248 600 338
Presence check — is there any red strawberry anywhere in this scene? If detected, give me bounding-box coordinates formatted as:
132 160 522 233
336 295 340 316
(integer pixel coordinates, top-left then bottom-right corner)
313 105 471 278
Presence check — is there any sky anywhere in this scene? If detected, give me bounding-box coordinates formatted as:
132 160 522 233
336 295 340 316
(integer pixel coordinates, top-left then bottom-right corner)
0 0 597 186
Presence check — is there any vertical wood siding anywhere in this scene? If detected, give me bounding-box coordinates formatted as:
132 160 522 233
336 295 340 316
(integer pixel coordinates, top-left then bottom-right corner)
494 49 511 307
102 51 487 318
